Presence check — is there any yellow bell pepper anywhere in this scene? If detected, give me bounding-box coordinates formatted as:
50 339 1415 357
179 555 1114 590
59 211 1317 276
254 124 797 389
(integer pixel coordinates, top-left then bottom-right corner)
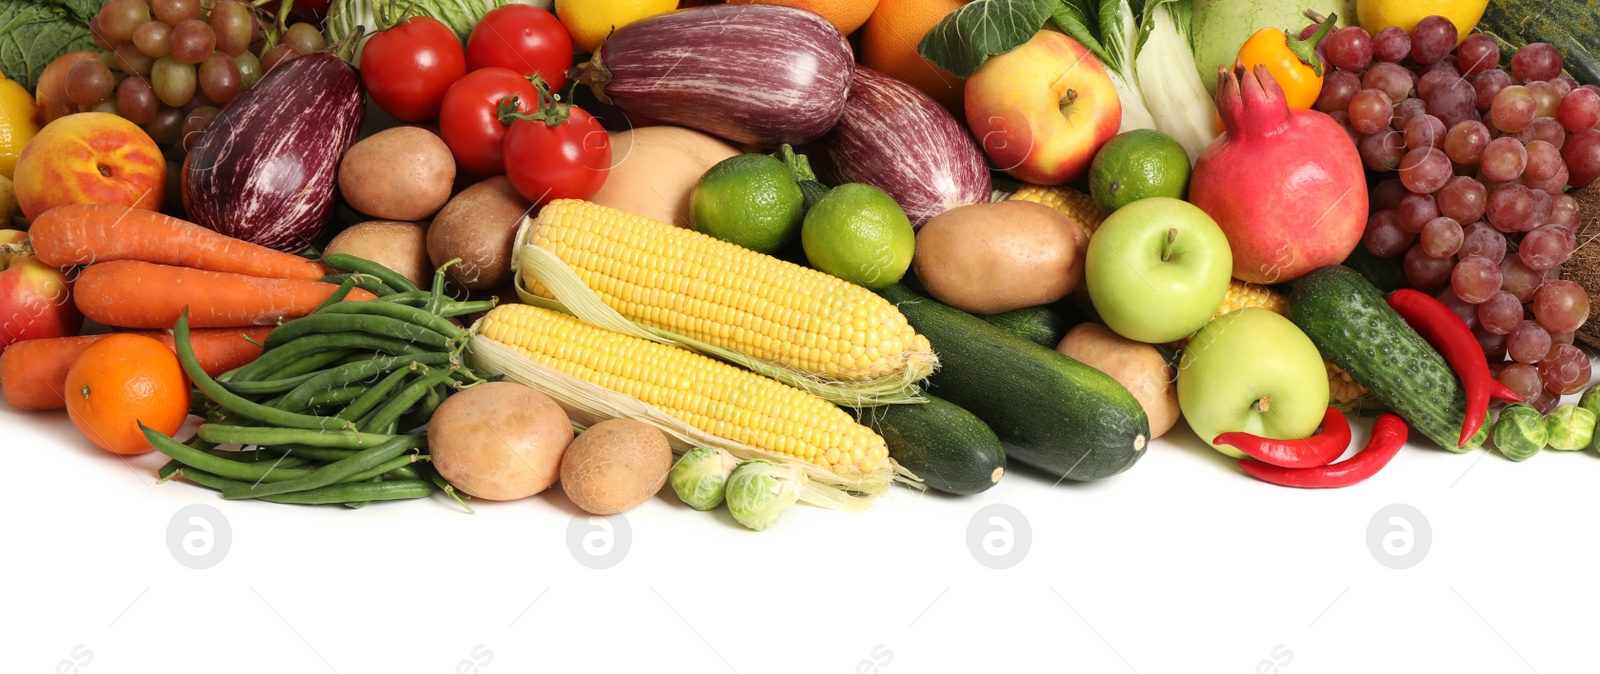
1235 13 1338 111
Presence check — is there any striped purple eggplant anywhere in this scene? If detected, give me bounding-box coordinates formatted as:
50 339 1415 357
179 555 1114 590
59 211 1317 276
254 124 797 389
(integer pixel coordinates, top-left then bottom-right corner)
182 53 364 252
572 4 853 147
815 67 992 227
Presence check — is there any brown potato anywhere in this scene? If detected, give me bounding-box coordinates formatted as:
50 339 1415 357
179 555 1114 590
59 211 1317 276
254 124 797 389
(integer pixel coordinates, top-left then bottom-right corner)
1057 323 1179 439
914 200 1082 314
325 220 430 288
427 176 533 291
589 126 740 228
338 126 455 221
560 419 672 515
428 382 574 501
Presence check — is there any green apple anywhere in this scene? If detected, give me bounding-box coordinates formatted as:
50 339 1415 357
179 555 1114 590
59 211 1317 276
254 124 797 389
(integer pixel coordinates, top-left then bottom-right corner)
1085 197 1231 343
1177 308 1331 458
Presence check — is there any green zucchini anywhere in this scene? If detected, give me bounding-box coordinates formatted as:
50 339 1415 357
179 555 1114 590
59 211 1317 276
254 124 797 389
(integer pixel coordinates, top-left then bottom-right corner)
1287 266 1486 451
982 305 1073 348
1479 1 1599 86
858 394 1005 495
880 284 1148 481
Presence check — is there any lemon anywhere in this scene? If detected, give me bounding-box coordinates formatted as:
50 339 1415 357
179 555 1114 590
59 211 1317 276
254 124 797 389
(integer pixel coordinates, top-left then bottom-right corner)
1088 129 1191 214
0 71 40 181
1355 0 1487 46
0 175 16 224
555 0 677 53
801 184 914 290
692 154 805 254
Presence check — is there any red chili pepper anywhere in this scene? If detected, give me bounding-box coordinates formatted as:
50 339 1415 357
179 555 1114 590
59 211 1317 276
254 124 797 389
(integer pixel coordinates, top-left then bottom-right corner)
1238 413 1409 488
1214 406 1350 468
1386 289 1489 448
1488 378 1525 404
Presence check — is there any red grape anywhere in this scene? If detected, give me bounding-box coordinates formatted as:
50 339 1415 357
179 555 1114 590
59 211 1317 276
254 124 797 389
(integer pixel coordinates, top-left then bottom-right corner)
1458 221 1505 263
1533 279 1590 334
1487 183 1537 232
1522 140 1563 183
1452 255 1503 303
1398 192 1440 233
1519 224 1576 271
1372 178 1408 211
1400 147 1452 193
1455 34 1501 77
1417 68 1454 101
142 105 183 144
1523 163 1570 195
1477 325 1509 361
1501 258 1544 303
1562 128 1600 188
1404 244 1455 288
65 59 115 106
1478 291 1524 334
1363 62 1414 102
1511 43 1563 83
89 15 120 52
150 55 195 106
132 21 172 58
1394 97 1429 128
152 0 200 26
1364 209 1414 258
1349 89 1393 135
1529 388 1559 414
1539 344 1589 395
1549 193 1579 228
115 75 158 125
210 1 253 56
1316 71 1361 113
1421 216 1464 258
1557 87 1600 132
1437 176 1487 222
1527 188 1554 226
1515 117 1567 149
283 23 326 55
1443 120 1491 164
1410 16 1458 65
1480 137 1528 183
99 0 151 41
1372 26 1410 63
1491 85 1537 132
1426 76 1478 127
1527 81 1563 119
170 19 215 64
262 43 302 72
1325 26 1373 71
1507 322 1552 363
1404 114 1446 149
110 42 155 76
1439 287 1481 328
1360 129 1407 171
198 52 241 104
1473 69 1512 111
1499 362 1544 398
1552 331 1576 346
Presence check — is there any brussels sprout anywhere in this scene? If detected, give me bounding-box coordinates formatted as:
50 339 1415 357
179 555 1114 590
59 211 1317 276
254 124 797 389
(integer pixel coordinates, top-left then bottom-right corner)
668 447 739 511
1545 405 1597 451
724 460 805 531
1493 404 1546 461
1578 385 1600 440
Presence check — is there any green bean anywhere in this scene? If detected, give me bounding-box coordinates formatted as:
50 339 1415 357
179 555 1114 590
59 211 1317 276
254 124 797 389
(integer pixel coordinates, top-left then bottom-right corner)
263 348 359 381
158 459 183 482
320 272 398 297
228 332 428 382
275 352 453 408
426 259 460 315
220 435 419 499
304 384 365 408
323 254 422 294
386 464 421 481
172 314 357 432
379 291 430 307
397 383 448 433
204 448 312 469
315 300 467 341
344 476 383 509
182 468 437 504
337 367 416 422
345 454 421 483
361 368 457 433
264 314 451 351
225 370 323 396
417 462 474 514
198 424 401 449
438 300 496 318
142 423 319 483
313 276 360 313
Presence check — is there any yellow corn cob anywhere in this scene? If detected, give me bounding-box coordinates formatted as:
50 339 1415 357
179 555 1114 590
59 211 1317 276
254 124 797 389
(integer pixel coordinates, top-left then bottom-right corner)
519 199 934 384
478 303 890 477
1004 184 1105 236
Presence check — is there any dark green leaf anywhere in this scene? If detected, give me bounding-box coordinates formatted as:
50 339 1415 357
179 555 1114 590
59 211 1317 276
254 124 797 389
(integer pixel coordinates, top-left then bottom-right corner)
918 0 1060 78
1050 0 1105 58
0 0 106 92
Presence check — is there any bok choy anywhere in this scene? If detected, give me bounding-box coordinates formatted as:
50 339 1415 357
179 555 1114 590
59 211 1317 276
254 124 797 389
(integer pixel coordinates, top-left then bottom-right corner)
920 0 1218 162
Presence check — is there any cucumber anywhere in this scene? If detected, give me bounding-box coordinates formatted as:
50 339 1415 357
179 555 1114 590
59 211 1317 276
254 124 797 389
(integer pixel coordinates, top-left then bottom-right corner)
880 284 1148 481
1287 265 1486 451
982 305 1073 348
859 394 1005 495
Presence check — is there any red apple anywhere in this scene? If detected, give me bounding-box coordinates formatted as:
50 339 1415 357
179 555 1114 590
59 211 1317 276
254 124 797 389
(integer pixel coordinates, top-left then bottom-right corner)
14 112 166 220
0 230 82 352
964 31 1122 185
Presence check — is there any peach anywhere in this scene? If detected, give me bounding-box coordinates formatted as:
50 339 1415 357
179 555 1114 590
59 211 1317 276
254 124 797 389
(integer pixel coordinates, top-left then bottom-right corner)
14 112 165 220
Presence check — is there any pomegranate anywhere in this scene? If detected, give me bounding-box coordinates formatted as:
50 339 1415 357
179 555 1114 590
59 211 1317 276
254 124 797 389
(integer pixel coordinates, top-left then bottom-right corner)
1191 64 1368 284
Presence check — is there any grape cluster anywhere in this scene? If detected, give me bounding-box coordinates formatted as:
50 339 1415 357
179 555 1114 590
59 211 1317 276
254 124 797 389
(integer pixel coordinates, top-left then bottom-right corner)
67 0 326 149
1310 16 1600 412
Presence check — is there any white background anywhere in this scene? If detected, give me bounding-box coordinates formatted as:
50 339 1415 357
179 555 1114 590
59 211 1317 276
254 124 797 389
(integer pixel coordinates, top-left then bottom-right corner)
6 399 1598 674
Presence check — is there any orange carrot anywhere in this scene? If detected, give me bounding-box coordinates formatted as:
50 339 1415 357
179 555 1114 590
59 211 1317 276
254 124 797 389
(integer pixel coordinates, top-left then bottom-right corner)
74 260 377 329
29 205 331 281
1 327 273 411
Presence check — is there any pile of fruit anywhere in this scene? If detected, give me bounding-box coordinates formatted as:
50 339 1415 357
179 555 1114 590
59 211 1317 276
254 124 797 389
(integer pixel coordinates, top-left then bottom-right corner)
0 0 1598 529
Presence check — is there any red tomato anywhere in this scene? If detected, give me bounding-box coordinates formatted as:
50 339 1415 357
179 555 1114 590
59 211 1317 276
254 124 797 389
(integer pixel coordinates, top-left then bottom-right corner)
503 104 611 205
360 16 466 122
465 5 574 91
439 67 538 177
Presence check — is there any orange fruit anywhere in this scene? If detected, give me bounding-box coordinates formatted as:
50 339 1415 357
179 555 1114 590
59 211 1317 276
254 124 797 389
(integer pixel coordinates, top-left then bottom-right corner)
860 0 969 114
726 0 880 36
65 334 190 455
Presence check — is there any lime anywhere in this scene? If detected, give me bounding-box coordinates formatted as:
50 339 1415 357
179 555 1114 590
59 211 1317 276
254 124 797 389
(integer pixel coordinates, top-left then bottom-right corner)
1088 129 1191 214
800 183 914 290
691 154 805 255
